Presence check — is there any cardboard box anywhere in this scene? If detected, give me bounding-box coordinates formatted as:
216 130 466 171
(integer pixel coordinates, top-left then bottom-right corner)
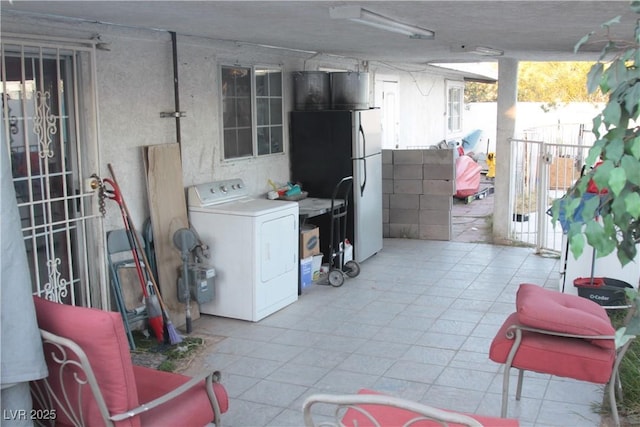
300 256 313 289
311 254 323 281
300 225 320 258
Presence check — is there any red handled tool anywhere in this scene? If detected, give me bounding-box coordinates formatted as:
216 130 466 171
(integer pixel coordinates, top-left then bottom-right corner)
105 164 183 345
103 177 165 343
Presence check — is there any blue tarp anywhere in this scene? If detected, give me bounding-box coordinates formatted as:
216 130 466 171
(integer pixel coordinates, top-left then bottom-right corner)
461 129 483 152
547 192 599 233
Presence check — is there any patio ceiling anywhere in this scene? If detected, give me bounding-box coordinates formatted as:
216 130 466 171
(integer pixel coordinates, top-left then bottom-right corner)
2 1 637 64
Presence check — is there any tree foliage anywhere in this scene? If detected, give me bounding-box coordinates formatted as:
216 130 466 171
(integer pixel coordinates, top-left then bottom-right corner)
518 62 608 102
465 62 609 103
465 80 498 103
549 2 640 266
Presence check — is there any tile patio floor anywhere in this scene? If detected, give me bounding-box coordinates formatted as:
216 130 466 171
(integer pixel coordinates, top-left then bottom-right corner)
188 238 608 427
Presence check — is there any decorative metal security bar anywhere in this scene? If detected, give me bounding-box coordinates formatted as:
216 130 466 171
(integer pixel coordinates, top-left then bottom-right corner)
509 124 596 254
1 35 106 308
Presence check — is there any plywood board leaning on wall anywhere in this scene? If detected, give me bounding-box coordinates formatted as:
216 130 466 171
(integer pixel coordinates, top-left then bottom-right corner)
143 143 200 328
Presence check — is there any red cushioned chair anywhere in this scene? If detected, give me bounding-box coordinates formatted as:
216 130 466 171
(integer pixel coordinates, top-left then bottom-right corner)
303 389 519 426
30 296 229 427
490 283 636 427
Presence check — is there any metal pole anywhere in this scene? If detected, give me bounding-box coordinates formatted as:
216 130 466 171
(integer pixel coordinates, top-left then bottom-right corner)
170 31 181 149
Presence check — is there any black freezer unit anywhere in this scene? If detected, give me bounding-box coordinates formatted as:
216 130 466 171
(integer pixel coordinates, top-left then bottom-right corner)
290 109 383 263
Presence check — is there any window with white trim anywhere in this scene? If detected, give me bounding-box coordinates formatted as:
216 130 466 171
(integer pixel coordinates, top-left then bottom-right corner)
446 81 464 135
221 65 283 159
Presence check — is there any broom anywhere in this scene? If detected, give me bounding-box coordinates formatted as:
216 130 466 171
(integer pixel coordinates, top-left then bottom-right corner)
129 216 183 345
107 164 183 345
103 177 165 342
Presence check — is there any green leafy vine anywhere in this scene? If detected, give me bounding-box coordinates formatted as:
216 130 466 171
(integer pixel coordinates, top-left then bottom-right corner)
550 1 640 266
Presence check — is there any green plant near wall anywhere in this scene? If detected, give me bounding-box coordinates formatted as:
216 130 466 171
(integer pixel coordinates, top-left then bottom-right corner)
550 1 640 267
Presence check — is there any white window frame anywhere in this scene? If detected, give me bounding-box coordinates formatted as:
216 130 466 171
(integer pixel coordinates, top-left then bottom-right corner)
219 64 284 160
446 80 464 136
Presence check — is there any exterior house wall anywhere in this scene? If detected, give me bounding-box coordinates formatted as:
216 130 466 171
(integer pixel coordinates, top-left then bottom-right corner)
2 15 463 234
397 74 447 149
96 29 178 231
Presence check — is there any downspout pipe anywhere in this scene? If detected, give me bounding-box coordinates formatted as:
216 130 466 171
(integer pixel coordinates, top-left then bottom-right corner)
170 31 182 150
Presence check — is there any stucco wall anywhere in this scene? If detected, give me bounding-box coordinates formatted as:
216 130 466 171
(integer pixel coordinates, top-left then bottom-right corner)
95 28 311 230
96 29 177 231
2 15 458 233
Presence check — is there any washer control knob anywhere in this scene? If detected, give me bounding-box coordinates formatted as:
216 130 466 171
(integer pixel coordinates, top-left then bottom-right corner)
220 185 227 193
209 188 215 194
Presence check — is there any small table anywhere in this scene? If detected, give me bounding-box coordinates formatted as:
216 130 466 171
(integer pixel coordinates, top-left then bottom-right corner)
297 197 344 222
295 197 346 294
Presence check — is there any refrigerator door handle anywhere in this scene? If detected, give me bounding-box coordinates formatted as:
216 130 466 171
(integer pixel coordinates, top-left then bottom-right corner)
359 157 367 196
359 122 366 156
357 114 367 197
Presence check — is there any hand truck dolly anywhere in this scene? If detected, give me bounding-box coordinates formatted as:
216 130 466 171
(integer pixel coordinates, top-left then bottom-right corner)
326 176 361 287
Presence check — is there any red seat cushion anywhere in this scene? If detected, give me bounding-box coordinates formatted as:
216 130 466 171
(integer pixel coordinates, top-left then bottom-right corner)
340 389 519 427
33 297 228 427
515 283 615 349
33 296 141 427
133 365 228 426
490 312 615 383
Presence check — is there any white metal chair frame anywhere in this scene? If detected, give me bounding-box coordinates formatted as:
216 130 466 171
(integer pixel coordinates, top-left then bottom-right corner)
499 323 635 427
302 393 485 427
30 328 224 427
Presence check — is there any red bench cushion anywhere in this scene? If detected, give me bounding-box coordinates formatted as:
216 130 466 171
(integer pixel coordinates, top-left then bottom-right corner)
340 389 519 426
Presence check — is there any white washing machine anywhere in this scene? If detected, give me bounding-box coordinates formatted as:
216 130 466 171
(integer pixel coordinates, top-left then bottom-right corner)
188 179 299 321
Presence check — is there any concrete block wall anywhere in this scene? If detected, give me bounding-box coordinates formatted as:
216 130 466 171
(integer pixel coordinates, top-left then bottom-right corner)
382 149 455 241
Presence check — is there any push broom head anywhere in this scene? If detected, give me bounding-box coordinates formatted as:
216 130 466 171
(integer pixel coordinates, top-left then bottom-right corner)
164 317 183 345
148 281 182 345
146 293 165 342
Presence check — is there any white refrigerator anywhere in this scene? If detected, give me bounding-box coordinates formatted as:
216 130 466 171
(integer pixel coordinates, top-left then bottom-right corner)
290 109 383 263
